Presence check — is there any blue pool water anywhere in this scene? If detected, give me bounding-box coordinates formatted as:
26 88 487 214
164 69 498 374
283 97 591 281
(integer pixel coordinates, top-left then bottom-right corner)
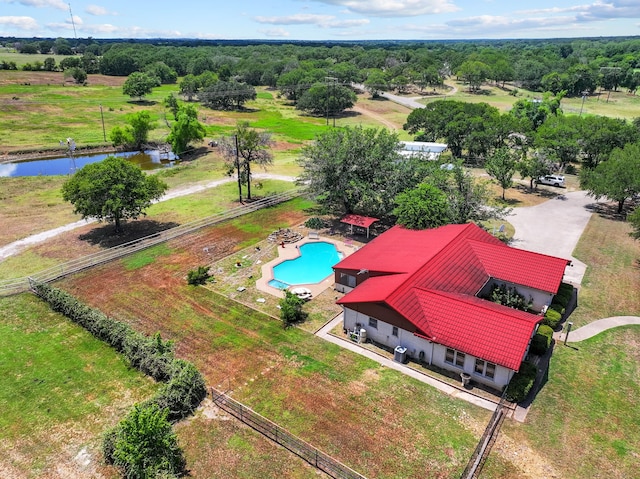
269 242 343 287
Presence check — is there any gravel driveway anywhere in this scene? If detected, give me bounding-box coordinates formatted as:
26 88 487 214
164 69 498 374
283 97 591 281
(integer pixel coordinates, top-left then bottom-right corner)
507 190 598 285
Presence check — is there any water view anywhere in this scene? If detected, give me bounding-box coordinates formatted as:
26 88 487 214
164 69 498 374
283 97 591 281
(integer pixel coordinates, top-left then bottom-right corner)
0 150 179 178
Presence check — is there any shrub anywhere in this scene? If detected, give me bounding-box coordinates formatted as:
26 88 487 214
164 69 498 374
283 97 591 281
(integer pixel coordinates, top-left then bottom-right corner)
487 283 533 312
537 324 554 340
187 265 211 285
529 334 549 355
304 217 326 230
105 403 186 478
280 291 309 328
552 294 569 308
543 308 562 329
148 360 207 422
505 361 537 403
549 303 565 315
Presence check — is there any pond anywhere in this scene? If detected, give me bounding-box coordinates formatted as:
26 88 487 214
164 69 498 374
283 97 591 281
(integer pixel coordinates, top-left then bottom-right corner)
0 150 179 178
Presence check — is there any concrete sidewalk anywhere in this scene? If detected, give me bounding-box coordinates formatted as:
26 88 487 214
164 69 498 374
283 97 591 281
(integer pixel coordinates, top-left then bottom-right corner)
556 316 640 343
315 314 501 412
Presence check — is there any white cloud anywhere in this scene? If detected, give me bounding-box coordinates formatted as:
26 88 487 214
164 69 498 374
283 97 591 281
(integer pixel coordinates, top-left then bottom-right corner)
255 14 335 25
85 5 115 16
311 0 459 17
0 15 39 30
518 1 640 21
254 13 369 29
6 0 67 10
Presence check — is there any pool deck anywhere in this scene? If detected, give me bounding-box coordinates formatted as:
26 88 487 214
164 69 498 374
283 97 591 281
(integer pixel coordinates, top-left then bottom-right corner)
256 235 358 299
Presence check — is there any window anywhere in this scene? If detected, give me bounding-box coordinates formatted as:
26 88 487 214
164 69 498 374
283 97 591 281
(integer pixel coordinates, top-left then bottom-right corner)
474 359 496 379
445 348 465 368
340 272 356 287
368 318 378 329
392 326 398 337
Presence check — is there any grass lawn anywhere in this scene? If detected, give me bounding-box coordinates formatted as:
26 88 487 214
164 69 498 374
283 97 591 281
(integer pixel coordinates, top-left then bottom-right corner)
57 268 511 478
418 79 640 120
0 293 159 478
503 327 640 479
0 178 299 280
566 211 640 327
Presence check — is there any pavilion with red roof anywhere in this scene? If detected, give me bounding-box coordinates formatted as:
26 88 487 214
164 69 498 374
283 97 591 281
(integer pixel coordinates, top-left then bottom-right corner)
333 223 571 390
340 214 379 238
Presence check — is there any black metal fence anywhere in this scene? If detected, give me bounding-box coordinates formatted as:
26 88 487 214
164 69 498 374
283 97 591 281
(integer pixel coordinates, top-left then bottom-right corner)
0 190 299 296
459 390 510 479
210 387 367 479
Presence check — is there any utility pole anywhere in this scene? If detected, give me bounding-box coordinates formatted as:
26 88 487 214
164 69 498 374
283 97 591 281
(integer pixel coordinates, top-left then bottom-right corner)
234 134 242 203
325 76 337 126
579 91 588 116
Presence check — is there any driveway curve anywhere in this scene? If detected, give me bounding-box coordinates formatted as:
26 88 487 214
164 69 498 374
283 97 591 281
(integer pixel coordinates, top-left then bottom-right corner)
507 190 598 285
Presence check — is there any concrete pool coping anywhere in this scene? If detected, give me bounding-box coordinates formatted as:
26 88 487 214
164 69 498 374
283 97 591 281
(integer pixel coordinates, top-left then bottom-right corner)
255 236 358 299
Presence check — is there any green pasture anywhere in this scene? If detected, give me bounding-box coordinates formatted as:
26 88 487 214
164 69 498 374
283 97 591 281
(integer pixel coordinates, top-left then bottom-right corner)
72 276 507 478
419 80 640 120
0 50 69 67
0 293 158 476
0 178 299 280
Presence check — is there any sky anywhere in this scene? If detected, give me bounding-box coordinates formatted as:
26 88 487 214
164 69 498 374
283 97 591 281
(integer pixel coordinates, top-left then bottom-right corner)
1 0 639 41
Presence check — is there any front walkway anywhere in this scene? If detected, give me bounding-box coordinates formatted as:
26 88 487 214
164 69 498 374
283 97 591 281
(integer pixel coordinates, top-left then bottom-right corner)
555 316 640 342
315 313 503 414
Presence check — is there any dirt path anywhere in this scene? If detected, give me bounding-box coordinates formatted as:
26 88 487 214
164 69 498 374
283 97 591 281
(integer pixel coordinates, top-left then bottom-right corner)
349 105 401 130
0 173 296 261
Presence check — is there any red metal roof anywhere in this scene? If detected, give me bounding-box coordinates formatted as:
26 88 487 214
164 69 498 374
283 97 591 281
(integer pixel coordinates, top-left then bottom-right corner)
335 223 569 371
411 289 542 370
340 214 379 229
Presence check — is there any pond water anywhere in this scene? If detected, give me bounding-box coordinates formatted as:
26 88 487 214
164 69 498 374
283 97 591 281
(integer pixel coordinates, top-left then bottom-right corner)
0 150 179 178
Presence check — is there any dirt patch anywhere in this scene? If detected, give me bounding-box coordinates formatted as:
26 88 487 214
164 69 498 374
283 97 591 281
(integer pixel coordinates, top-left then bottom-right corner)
0 71 126 87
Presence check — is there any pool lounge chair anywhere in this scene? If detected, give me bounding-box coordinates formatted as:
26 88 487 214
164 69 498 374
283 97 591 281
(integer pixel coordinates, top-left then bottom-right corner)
308 231 319 240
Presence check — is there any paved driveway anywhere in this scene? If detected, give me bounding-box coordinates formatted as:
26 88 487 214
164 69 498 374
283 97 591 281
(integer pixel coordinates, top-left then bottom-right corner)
507 190 598 285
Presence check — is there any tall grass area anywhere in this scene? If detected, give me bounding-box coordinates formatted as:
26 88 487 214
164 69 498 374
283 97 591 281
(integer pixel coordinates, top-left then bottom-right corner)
0 293 158 476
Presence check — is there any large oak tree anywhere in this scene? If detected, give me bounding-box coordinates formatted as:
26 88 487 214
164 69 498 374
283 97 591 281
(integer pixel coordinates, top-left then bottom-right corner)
62 156 168 233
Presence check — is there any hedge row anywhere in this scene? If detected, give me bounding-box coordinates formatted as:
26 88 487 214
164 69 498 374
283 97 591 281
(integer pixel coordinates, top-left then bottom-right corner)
32 283 207 421
505 361 537 403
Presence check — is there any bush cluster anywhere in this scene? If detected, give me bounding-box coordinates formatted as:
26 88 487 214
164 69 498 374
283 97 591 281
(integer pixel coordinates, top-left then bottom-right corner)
33 283 207 419
304 217 327 230
529 324 554 355
187 265 212 286
488 283 533 312
32 283 207 476
505 361 538 403
543 308 562 329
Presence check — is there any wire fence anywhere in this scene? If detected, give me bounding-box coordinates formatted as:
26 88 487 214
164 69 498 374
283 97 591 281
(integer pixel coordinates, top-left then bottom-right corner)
459 390 510 479
0 189 300 296
210 387 367 479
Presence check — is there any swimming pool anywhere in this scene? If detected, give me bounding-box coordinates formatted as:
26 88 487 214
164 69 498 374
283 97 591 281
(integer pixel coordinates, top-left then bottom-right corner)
268 242 343 287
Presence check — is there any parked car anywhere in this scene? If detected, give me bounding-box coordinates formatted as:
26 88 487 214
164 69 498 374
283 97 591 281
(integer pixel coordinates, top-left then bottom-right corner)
537 174 566 187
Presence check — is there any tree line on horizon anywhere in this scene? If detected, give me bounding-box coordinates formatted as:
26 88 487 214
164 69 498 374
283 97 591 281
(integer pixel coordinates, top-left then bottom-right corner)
3 36 640 97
